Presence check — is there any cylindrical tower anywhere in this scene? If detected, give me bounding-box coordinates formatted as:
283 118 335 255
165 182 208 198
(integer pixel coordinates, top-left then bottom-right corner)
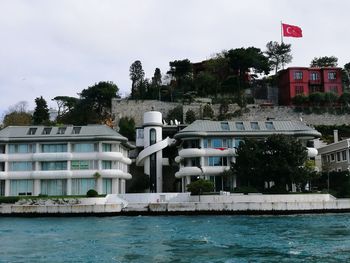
143 111 163 192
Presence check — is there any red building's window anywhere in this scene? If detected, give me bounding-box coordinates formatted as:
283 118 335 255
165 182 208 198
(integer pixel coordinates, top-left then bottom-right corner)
328 72 337 80
293 71 303 80
310 72 319 80
295 86 304 95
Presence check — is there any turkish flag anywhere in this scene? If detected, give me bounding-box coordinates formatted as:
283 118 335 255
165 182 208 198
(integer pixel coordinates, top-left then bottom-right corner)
282 23 303 38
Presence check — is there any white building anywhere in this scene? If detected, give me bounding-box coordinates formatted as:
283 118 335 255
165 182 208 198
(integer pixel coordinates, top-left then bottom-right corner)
134 111 321 193
0 125 133 196
174 120 320 192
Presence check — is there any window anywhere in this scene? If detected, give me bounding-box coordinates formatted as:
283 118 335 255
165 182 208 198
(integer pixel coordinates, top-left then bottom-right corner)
57 127 66 134
71 160 97 170
293 71 303 80
41 144 67 153
235 122 245 130
330 153 335 162
0 144 5 154
328 72 337 80
72 143 96 152
203 139 209 148
295 86 304 95
221 122 230 131
102 143 112 152
208 156 228 166
9 162 35 171
250 122 260 130
212 138 223 148
72 127 81 134
265 122 275 130
309 86 321 93
8 144 36 154
42 128 52 135
342 150 347 161
150 129 156 145
102 160 112 169
41 161 67 171
310 72 319 81
337 152 341 162
234 138 244 148
137 129 144 139
27 128 37 135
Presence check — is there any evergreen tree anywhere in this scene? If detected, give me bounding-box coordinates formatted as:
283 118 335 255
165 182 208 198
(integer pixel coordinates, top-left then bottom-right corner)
32 96 50 125
129 60 145 99
265 41 293 74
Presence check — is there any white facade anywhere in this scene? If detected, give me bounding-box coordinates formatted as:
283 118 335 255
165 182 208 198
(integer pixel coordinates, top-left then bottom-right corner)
318 139 350 172
0 125 133 196
174 120 321 192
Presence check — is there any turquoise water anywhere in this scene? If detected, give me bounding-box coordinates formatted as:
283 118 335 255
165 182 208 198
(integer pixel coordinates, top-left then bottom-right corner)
1 214 350 262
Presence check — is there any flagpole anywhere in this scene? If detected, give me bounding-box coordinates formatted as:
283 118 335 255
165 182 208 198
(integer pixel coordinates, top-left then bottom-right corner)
280 21 283 44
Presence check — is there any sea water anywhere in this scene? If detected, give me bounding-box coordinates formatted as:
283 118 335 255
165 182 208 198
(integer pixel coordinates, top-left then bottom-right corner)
1 214 350 262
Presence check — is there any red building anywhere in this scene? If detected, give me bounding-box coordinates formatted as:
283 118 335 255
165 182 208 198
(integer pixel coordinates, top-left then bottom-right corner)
278 67 343 105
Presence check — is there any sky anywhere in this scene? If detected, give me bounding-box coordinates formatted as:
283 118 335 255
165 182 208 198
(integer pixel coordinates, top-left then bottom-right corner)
0 0 349 119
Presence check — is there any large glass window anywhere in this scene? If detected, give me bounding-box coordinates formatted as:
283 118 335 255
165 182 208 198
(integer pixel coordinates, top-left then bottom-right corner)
10 179 34 196
41 161 67 171
102 143 112 152
9 162 34 171
150 129 156 145
72 143 97 152
342 150 347 161
102 160 112 169
41 144 67 153
8 144 36 154
208 156 228 166
310 72 319 80
102 179 112 194
40 179 67 196
212 138 223 148
71 160 97 170
71 179 96 195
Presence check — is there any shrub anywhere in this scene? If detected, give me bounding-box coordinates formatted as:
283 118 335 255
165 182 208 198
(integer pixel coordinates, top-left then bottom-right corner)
187 179 214 195
202 104 214 119
234 186 259 194
86 189 98 197
0 196 20 204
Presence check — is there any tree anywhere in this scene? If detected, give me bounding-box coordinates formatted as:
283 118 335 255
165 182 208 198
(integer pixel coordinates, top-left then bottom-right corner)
167 59 193 96
309 92 325 107
310 56 338 67
187 179 214 195
233 135 308 192
151 68 162 100
265 41 293 74
202 104 214 119
129 60 145 99
80 81 119 122
2 101 32 127
291 95 308 106
324 92 338 107
118 117 135 141
166 106 183 123
52 96 79 119
32 96 50 125
185 109 196 124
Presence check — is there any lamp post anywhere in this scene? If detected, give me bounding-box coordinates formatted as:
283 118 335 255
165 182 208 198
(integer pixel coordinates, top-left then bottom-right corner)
197 176 201 202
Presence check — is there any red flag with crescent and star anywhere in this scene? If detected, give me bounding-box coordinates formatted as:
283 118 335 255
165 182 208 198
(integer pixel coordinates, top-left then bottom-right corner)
282 23 303 38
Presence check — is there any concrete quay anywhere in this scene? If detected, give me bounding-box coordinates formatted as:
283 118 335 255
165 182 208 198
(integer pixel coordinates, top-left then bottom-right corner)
2 193 350 216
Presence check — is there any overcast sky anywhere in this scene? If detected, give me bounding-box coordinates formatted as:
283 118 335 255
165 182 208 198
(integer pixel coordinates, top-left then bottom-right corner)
1 0 349 118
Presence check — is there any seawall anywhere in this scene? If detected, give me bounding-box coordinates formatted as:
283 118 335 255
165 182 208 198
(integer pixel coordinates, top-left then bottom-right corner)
2 193 350 216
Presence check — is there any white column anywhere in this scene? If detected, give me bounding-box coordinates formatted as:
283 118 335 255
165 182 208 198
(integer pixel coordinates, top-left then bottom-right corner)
120 179 125 194
33 179 41 196
112 178 119 194
67 178 72 195
5 179 10 196
96 177 103 194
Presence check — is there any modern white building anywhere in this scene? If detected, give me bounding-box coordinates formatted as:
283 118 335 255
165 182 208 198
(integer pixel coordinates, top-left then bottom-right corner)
0 125 133 196
134 111 321 193
174 120 321 192
135 112 175 192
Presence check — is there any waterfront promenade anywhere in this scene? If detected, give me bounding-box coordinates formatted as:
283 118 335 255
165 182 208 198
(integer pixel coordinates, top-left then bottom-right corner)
2 193 350 216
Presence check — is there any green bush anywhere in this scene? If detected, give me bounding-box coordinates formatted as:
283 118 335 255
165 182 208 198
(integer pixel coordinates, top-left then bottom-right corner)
234 186 259 194
187 179 214 195
0 196 20 204
86 189 98 197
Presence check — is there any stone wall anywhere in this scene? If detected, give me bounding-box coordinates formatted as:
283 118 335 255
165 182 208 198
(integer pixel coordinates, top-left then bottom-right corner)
112 99 350 127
